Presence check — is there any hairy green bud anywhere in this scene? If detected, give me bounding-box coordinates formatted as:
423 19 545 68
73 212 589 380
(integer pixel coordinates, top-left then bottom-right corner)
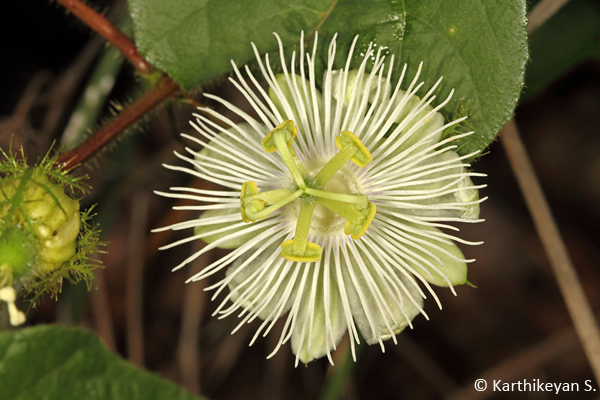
0 147 101 325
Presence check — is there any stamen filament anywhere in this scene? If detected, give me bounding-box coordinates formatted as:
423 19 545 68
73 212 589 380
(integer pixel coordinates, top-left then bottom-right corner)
304 188 368 208
244 188 294 205
288 146 309 178
317 198 365 224
292 203 316 255
273 131 306 189
246 124 376 256
314 143 357 186
245 189 303 220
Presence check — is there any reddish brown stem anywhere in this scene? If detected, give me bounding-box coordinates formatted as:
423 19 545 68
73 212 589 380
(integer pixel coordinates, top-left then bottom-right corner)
57 76 180 170
55 0 153 75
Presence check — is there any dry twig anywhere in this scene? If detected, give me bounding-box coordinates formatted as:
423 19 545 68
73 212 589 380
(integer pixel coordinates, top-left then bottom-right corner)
394 335 459 398
91 266 116 351
500 120 600 382
450 327 579 400
177 241 209 395
126 193 151 367
527 0 572 34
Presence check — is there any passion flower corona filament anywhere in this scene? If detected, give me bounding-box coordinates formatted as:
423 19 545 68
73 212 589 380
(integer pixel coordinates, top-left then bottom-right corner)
156 32 487 365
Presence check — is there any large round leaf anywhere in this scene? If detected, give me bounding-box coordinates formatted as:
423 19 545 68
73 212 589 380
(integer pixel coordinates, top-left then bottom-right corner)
129 0 332 88
0 325 203 400
129 0 527 156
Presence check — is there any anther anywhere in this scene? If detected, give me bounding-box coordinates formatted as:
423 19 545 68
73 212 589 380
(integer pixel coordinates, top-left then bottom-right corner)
243 189 303 221
240 181 263 223
281 240 322 262
261 120 297 153
243 188 296 205
314 131 372 186
243 124 377 260
280 203 322 262
261 120 308 188
344 202 377 239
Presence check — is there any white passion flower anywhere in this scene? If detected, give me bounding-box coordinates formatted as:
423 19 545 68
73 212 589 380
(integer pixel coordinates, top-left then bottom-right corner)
155 32 486 365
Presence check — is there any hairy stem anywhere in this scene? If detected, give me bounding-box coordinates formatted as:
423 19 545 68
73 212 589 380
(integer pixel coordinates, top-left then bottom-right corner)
55 0 153 75
56 76 180 171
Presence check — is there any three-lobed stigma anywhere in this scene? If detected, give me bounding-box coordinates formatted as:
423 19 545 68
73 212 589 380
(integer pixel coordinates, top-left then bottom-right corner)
240 121 376 262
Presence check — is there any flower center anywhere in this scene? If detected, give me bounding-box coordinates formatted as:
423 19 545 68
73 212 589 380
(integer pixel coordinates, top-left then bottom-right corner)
303 160 359 235
240 121 377 262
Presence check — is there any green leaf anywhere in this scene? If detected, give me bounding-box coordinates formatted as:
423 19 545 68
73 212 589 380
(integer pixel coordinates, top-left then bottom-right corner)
523 0 600 100
129 0 527 156
128 0 333 89
0 325 203 400
316 0 528 157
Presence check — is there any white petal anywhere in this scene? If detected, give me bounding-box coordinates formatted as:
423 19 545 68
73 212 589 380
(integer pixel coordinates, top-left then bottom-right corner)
290 262 347 364
454 172 481 219
375 92 445 158
192 121 280 182
194 208 275 250
378 150 482 220
410 227 468 287
396 101 445 153
339 240 424 346
269 73 323 126
225 241 296 321
329 70 391 106
378 218 468 287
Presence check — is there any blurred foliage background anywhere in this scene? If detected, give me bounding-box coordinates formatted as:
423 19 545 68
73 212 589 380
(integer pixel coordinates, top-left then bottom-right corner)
1 0 600 399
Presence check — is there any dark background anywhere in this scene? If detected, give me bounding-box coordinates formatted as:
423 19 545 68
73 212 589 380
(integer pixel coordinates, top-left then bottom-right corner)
1 1 599 399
